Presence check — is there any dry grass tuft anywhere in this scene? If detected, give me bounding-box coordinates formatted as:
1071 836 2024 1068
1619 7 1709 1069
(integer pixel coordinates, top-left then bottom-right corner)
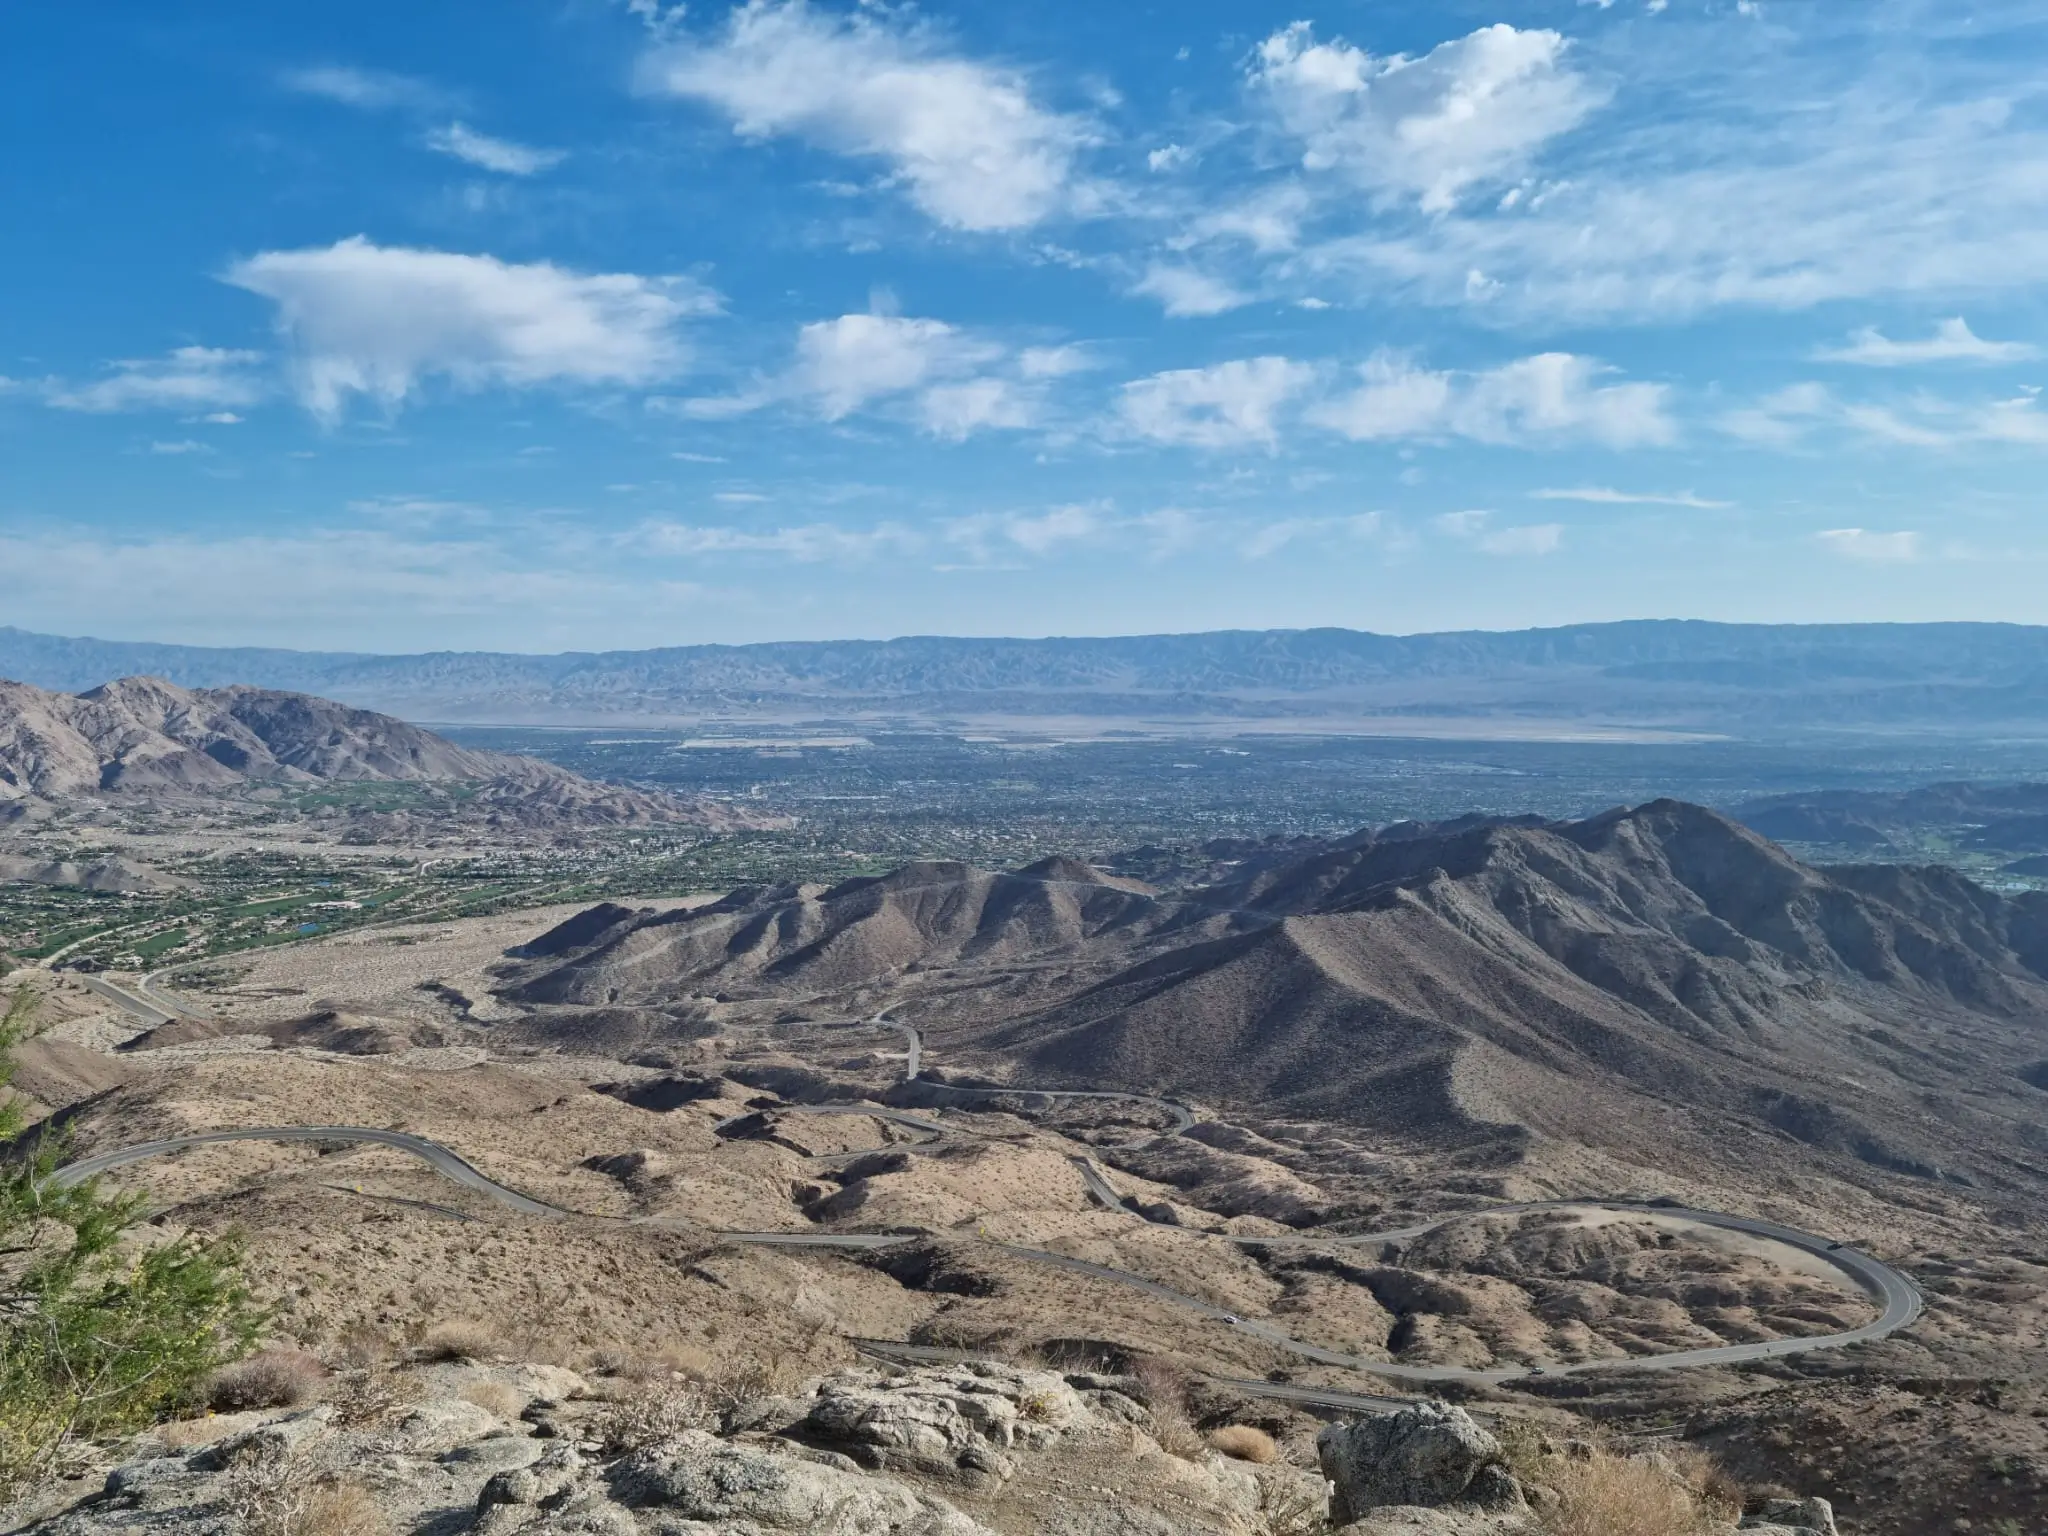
413 1320 500 1363
208 1350 328 1413
459 1381 528 1421
1208 1424 1281 1464
1129 1356 1204 1462
1538 1444 1732 1536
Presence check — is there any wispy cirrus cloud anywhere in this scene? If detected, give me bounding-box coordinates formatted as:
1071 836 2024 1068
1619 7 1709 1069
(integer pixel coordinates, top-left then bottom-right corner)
1814 318 2038 367
1532 486 1729 507
661 310 1065 439
43 347 266 414
1310 352 1675 448
424 123 567 176
1816 527 1921 562
1435 509 1564 555
225 237 714 421
1721 380 2048 449
641 0 1097 231
281 64 448 112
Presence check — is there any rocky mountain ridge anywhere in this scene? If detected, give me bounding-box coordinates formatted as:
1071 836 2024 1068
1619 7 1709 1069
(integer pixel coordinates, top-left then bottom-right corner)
0 675 743 827
498 802 2048 1204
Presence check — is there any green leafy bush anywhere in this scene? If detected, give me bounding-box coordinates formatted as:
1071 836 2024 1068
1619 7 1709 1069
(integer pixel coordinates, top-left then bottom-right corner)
0 988 266 1493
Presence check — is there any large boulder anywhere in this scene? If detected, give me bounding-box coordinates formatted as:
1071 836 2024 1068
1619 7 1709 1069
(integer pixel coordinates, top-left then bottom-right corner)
801 1362 1089 1488
1317 1404 1522 1524
609 1428 995 1534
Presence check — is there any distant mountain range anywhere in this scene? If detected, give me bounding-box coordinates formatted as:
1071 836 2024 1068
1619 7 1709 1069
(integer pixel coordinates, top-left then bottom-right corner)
7 621 2048 734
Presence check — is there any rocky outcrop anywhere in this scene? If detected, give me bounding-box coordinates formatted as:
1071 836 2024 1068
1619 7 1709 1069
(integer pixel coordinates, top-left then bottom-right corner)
1740 1495 1839 1535
800 1362 1089 1488
1318 1403 1523 1524
16 1362 1283 1536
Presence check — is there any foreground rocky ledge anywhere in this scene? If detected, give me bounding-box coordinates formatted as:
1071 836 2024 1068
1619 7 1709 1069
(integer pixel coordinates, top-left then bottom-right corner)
11 1358 1848 1536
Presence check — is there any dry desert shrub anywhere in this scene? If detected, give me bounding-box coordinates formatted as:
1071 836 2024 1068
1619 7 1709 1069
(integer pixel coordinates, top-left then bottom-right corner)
458 1381 527 1421
324 1368 417 1430
590 1379 716 1453
413 1319 500 1363
1208 1423 1281 1464
1255 1471 1329 1536
1659 1443 1745 1518
208 1349 328 1412
1539 1445 1727 1536
1129 1356 1204 1462
219 1442 387 1536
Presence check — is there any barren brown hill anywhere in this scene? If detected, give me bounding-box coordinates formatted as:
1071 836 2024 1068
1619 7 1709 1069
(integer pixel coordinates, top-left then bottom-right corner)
500 802 2048 1205
0 673 748 826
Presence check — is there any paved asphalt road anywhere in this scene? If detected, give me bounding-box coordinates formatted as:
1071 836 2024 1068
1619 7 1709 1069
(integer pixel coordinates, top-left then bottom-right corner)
55 1119 1921 1385
48 994 1924 1388
77 974 180 1027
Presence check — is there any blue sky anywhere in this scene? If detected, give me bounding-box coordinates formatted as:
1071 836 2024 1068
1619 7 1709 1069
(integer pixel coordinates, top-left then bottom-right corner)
4 0 2048 652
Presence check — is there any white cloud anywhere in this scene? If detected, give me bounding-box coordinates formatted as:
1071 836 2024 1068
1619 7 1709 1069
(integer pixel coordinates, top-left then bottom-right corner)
1250 22 1599 212
1720 381 2048 450
224 237 711 420
643 519 919 561
670 310 1057 437
1434 509 1562 555
198 411 244 424
790 312 1000 419
281 65 443 111
642 1 1094 231
1241 511 1385 559
1148 143 1196 173
1478 522 1563 555
1311 351 1674 447
1532 486 1729 507
1132 264 1251 317
147 439 214 456
1016 344 1095 379
1295 16 2048 325
44 346 266 413
989 502 1102 554
1815 317 2038 367
1816 528 1920 562
1116 357 1316 449
425 123 567 176
919 378 1033 439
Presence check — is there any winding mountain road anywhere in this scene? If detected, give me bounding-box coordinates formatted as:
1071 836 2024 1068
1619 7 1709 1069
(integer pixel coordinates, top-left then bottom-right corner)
50 1008 1922 1391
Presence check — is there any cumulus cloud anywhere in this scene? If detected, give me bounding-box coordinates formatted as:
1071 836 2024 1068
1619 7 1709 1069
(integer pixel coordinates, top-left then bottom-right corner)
224 237 712 421
1116 357 1317 449
1311 352 1674 448
1241 511 1385 559
1131 264 1252 317
642 0 1094 230
425 123 567 175
44 346 266 413
790 312 1000 419
1249 22 1599 212
919 378 1034 439
1816 528 1920 562
1814 317 2038 367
